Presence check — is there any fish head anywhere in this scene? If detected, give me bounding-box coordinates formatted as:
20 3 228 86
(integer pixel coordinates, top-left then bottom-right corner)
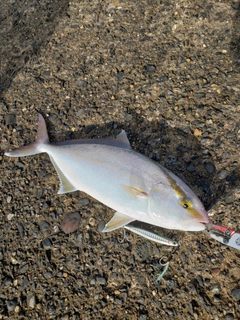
149 167 211 231
174 191 210 231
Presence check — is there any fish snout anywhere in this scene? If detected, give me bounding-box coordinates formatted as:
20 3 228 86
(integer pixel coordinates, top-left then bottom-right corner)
189 206 210 223
182 208 211 231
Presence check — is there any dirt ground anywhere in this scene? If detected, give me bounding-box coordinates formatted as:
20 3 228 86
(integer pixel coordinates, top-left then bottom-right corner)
0 0 240 319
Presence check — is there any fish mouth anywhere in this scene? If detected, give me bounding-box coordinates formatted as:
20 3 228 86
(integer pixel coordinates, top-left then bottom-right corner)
191 219 213 231
200 221 213 229
199 222 208 230
187 222 207 231
183 216 211 231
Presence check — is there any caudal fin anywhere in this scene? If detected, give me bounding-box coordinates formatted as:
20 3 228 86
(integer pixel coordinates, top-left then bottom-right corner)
5 113 49 157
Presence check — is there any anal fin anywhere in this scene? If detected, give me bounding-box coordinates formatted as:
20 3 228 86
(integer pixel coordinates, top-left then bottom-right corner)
102 212 135 232
49 156 78 194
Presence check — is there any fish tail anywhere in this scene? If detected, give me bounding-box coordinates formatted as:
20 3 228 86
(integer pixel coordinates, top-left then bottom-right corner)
5 113 49 157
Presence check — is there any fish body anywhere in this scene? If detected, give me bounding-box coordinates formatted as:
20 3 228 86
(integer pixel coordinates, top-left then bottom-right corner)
5 114 210 232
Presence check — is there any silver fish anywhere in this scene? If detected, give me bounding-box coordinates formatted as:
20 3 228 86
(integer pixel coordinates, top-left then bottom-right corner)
5 114 210 232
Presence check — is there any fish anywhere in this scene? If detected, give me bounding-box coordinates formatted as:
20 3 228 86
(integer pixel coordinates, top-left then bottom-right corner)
5 114 210 232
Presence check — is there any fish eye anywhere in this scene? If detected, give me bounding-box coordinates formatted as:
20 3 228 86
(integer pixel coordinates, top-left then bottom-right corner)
180 199 191 209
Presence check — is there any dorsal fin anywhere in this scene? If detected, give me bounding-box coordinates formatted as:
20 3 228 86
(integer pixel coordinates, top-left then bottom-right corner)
115 130 131 149
54 130 131 149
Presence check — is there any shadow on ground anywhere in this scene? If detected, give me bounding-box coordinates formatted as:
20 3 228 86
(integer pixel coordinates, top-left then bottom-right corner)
0 0 69 98
230 2 240 70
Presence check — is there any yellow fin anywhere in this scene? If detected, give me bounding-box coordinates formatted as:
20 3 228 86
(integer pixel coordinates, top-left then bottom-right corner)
49 156 78 194
102 212 135 232
120 184 148 198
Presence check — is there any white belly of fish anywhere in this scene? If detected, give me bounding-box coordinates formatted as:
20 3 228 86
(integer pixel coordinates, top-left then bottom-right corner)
41 143 156 219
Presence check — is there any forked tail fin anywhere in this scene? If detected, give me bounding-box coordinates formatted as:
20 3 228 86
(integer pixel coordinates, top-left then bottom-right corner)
5 113 49 157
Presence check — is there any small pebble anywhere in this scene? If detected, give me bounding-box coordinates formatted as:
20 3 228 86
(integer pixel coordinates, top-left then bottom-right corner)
159 75 168 82
39 220 50 232
225 195 234 204
97 220 105 232
11 256 19 264
35 188 43 198
187 165 195 173
42 70 50 76
204 162 216 174
0 298 4 309
53 225 59 233
226 174 237 182
14 306 21 313
88 217 96 226
196 275 204 288
7 196 12 203
6 114 16 125
76 234 83 246
211 285 220 294
191 155 199 160
193 128 202 136
48 305 56 315
143 64 156 74
116 71 124 80
21 277 29 290
85 125 96 134
61 212 81 234
7 213 14 220
218 169 228 180
223 314 234 320
231 287 240 301
79 80 88 88
27 293 36 309
44 272 53 279
180 252 186 261
96 276 106 285
3 276 12 288
42 238 52 249
7 299 17 312
115 299 122 305
77 198 89 206
211 268 220 275
18 222 25 237
232 2 240 9
19 263 29 274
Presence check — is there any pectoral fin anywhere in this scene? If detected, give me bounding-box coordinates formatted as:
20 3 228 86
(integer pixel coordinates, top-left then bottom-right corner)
120 184 148 198
102 212 135 232
49 156 78 194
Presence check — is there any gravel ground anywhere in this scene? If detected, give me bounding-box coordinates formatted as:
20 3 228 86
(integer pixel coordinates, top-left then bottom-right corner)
0 0 240 319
